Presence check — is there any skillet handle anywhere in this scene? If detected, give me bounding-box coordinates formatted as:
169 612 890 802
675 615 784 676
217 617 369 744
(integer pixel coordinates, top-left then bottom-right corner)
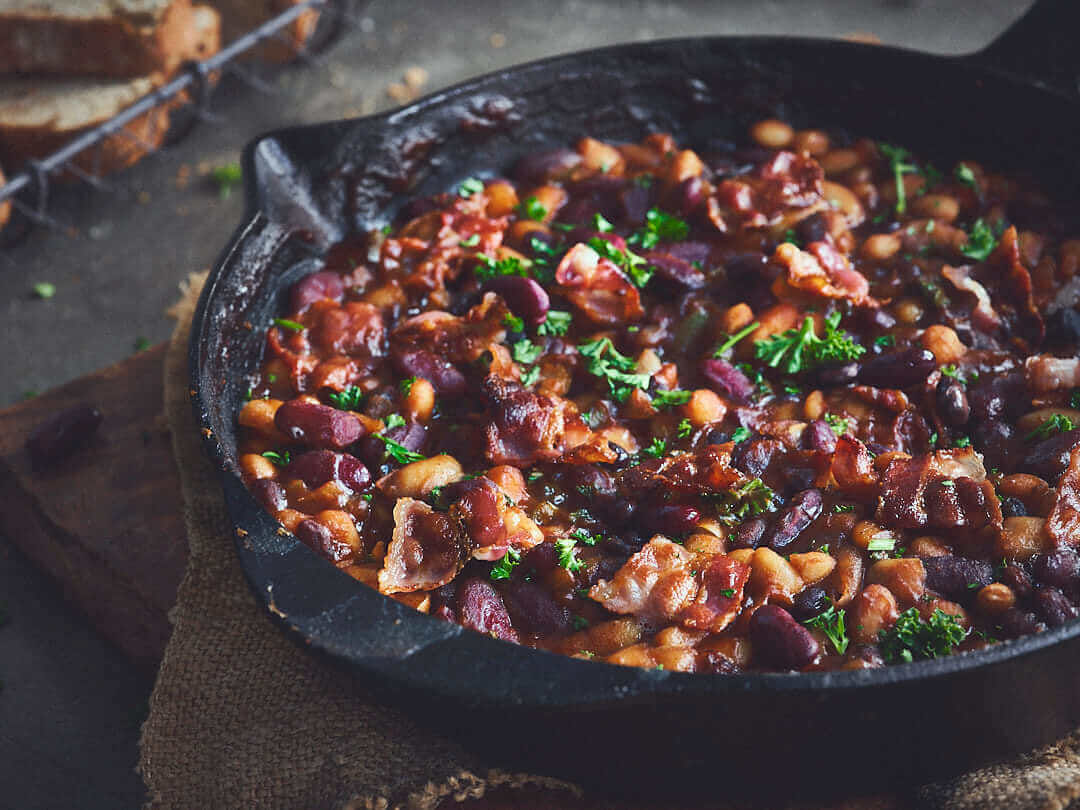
964 0 1080 97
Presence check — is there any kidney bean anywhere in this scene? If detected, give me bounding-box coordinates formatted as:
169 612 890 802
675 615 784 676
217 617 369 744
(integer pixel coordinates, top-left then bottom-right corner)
922 555 993 601
361 420 428 471
790 586 830 621
763 488 823 552
783 466 817 491
968 372 1025 423
274 400 364 449
456 578 519 643
670 176 706 216
286 449 371 492
733 437 782 477
26 403 103 467
1020 429 1080 484
1032 587 1078 628
996 607 1045 639
805 419 837 454
643 251 706 289
813 361 860 387
289 271 344 312
513 148 582 186
749 604 820 669
619 182 651 223
701 358 755 402
795 211 828 244
730 517 767 550
250 478 287 511
1000 563 1034 602
857 348 936 389
972 419 1018 471
500 579 571 636
392 349 467 397
643 505 703 536
1033 548 1080 592
664 241 712 267
295 518 351 563
1000 496 1028 518
562 464 615 498
936 379 971 427
482 275 550 324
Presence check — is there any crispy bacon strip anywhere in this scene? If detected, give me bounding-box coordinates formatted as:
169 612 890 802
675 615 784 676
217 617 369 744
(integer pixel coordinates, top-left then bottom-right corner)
482 375 568 466
997 226 1045 350
774 241 874 306
449 477 543 561
877 448 1000 532
1046 444 1080 547
711 151 824 228
378 498 471 594
618 444 743 495
1024 355 1080 393
677 555 751 633
942 264 1000 333
826 435 879 495
555 242 644 324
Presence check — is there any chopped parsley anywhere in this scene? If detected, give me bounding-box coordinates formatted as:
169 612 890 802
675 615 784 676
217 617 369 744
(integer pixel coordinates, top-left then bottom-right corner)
570 528 601 546
503 312 524 333
954 436 972 448
571 616 590 631
459 233 481 247
833 504 856 513
577 337 650 402
555 537 585 572
867 532 896 552
731 426 752 443
399 377 416 397
719 588 736 598
676 418 694 439
32 282 56 299
518 196 548 221
490 548 521 580
592 212 614 232
273 318 305 333
712 477 776 525
960 218 999 262
878 143 918 215
824 412 850 436
537 309 571 337
475 253 530 283
713 321 760 357
327 386 365 411
134 337 151 352
458 177 484 197
377 435 425 464
627 207 690 249
588 236 653 288
519 366 541 387
652 389 692 409
642 437 668 458
754 311 865 374
1070 390 1080 410
875 336 895 351
384 413 406 430
211 163 242 199
954 164 977 192
512 338 542 365
261 450 291 467
803 606 849 655
878 607 968 663
1026 413 1075 442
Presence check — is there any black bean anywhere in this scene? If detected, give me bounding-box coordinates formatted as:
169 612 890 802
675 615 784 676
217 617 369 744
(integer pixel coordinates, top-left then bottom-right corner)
500 579 571 636
644 505 703 536
1033 587 1078 628
1020 429 1080 485
858 348 937 389
790 586 830 621
1033 549 1080 592
729 518 767 550
749 605 820 669
763 489 823 552
1000 497 1028 518
936 379 971 427
26 403 103 467
995 608 1045 639
923 555 994 601
1000 563 1034 602
796 212 828 244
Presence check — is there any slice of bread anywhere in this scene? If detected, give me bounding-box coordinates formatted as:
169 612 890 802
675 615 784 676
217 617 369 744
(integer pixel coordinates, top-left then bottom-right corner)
0 4 220 175
207 0 319 63
0 0 220 78
0 164 10 227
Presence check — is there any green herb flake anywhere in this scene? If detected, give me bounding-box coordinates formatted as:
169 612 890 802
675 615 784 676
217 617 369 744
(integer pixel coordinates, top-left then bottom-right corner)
833 504 856 513
753 311 865 375
490 547 521 581
954 436 972 448
652 389 692 409
537 309 571 337
960 218 1000 262
954 164 977 191
713 321 761 358
731 426 752 444
642 437 668 459
587 236 653 288
261 450 291 467
273 318 305 333
570 527 601 546
458 177 484 198
1070 390 1080 410
211 163 242 199
133 337 151 352
555 537 585 572
32 282 56 299
512 338 543 365
878 607 968 663
459 233 481 247
592 212 614 233
803 606 850 655
824 412 850 436
1026 413 1075 442
711 477 776 525
384 413 406 430
327 386 365 411
571 615 590 631
377 434 425 464
676 418 694 439
867 532 897 552
519 366 541 387
398 377 416 397
518 195 548 222
577 337 650 402
627 207 690 249
474 253 530 283
878 143 918 215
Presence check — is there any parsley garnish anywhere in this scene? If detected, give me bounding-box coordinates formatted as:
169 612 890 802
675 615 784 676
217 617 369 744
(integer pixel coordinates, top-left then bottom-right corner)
555 537 585 572
803 606 849 655
475 253 529 283
512 338 542 365
570 528 601 546
211 163 242 200
833 504 855 513
879 607 968 663
1026 413 1075 442
824 413 850 436
867 532 896 552
458 177 484 197
518 196 547 221
712 477 775 525
780 229 800 247
878 143 918 215
33 282 56 299
592 212 614 232
587 237 653 288
261 450 291 467
875 335 895 348
642 437 668 458
571 616 590 631
652 389 692 409
503 312 524 333
327 386 365 411
134 337 151 352
713 321 760 357
537 309 571 337
490 548 521 580
954 436 972 448
960 218 999 262
519 366 541 387
627 207 689 249
459 233 481 247
577 337 650 401
384 413 406 430
399 377 416 397
676 418 694 439
754 311 865 374
731 426 752 443
377 435 425 464
273 318 305 333
1070 390 1080 410
954 164 977 191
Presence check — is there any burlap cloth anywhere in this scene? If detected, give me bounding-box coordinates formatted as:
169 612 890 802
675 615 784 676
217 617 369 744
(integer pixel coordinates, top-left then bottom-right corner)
138 272 1080 810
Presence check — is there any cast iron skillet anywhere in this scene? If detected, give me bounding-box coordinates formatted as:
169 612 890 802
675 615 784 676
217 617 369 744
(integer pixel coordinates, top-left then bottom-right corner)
192 0 1080 798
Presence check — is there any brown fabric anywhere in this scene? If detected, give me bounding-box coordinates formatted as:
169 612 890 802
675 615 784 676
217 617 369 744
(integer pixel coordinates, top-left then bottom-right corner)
139 272 1080 809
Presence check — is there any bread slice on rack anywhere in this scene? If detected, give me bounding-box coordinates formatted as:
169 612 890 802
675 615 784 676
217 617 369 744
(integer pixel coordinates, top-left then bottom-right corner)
208 0 320 63
0 164 10 226
0 0 220 78
0 4 220 175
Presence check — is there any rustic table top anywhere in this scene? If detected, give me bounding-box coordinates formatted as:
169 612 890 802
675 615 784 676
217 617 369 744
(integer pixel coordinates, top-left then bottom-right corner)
0 1 1032 806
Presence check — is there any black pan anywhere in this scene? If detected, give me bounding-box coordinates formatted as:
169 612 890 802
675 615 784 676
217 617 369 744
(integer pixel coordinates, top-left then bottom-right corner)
191 0 1080 799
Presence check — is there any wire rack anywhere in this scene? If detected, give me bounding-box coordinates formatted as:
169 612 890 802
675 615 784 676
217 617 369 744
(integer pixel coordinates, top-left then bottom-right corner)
0 0 364 243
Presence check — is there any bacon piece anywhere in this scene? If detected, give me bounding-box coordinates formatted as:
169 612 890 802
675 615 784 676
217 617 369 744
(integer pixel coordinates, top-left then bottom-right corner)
1024 355 1080 393
877 448 1001 533
826 435 878 495
378 498 471 594
996 226 1045 350
711 151 824 228
482 375 567 466
942 264 1000 333
266 326 319 392
448 476 543 561
310 300 386 358
589 538 749 632
555 242 644 325
618 444 743 495
1046 444 1080 547
774 241 873 306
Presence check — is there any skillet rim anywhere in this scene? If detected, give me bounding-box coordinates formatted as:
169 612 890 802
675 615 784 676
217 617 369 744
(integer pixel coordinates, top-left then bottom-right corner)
190 32 1080 710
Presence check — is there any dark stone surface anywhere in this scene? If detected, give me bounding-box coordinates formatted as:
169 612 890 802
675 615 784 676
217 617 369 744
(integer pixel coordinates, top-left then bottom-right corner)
0 0 1031 806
